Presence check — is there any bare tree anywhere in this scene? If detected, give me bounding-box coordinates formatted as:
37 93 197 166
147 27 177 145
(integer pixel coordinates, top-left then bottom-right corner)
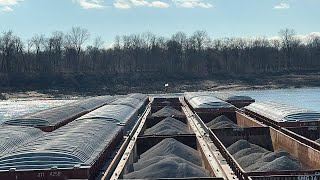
93 36 104 49
279 28 296 69
113 35 121 49
0 31 15 72
45 31 64 72
64 27 90 71
0 27 320 86
31 34 45 55
66 26 90 56
26 39 33 53
190 30 210 51
308 34 320 48
51 31 64 53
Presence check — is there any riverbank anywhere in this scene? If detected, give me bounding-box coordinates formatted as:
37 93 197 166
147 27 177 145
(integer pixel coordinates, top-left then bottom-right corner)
1 72 320 100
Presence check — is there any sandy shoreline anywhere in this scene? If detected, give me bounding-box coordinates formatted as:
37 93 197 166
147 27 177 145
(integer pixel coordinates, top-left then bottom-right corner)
1 72 320 100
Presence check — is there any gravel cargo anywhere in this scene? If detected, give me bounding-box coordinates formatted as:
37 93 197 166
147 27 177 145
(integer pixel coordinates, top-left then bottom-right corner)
256 156 303 172
237 153 265 168
151 106 184 117
132 154 207 173
227 140 303 172
124 138 209 179
124 156 209 179
139 138 202 166
206 115 238 129
227 139 252 155
144 117 189 135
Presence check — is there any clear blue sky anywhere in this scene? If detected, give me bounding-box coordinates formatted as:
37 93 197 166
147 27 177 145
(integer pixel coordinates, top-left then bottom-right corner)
0 0 319 47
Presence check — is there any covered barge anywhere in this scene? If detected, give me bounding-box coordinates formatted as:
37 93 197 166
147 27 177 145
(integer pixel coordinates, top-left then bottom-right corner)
0 93 319 180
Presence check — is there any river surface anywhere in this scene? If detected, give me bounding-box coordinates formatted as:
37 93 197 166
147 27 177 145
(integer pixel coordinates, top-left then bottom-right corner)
0 87 319 124
237 87 320 112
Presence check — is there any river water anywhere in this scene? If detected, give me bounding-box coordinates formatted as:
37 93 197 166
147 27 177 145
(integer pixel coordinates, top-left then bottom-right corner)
0 87 319 124
237 87 320 112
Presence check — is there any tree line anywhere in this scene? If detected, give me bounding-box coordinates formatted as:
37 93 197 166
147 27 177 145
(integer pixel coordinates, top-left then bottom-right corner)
0 27 320 83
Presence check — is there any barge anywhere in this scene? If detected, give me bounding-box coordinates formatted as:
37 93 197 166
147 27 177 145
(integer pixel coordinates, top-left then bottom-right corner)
0 92 319 180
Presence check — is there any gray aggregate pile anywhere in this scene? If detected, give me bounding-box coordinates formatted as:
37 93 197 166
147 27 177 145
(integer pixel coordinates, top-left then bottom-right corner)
227 140 303 172
227 139 251 155
131 154 208 173
232 145 269 160
315 138 320 143
245 150 301 171
139 138 202 166
124 138 209 179
124 156 209 179
258 150 298 163
144 117 189 135
206 115 238 129
255 156 303 172
237 153 265 168
151 106 184 117
160 100 171 105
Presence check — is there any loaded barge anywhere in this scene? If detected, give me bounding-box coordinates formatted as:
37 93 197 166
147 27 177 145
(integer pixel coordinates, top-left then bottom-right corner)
0 92 319 180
